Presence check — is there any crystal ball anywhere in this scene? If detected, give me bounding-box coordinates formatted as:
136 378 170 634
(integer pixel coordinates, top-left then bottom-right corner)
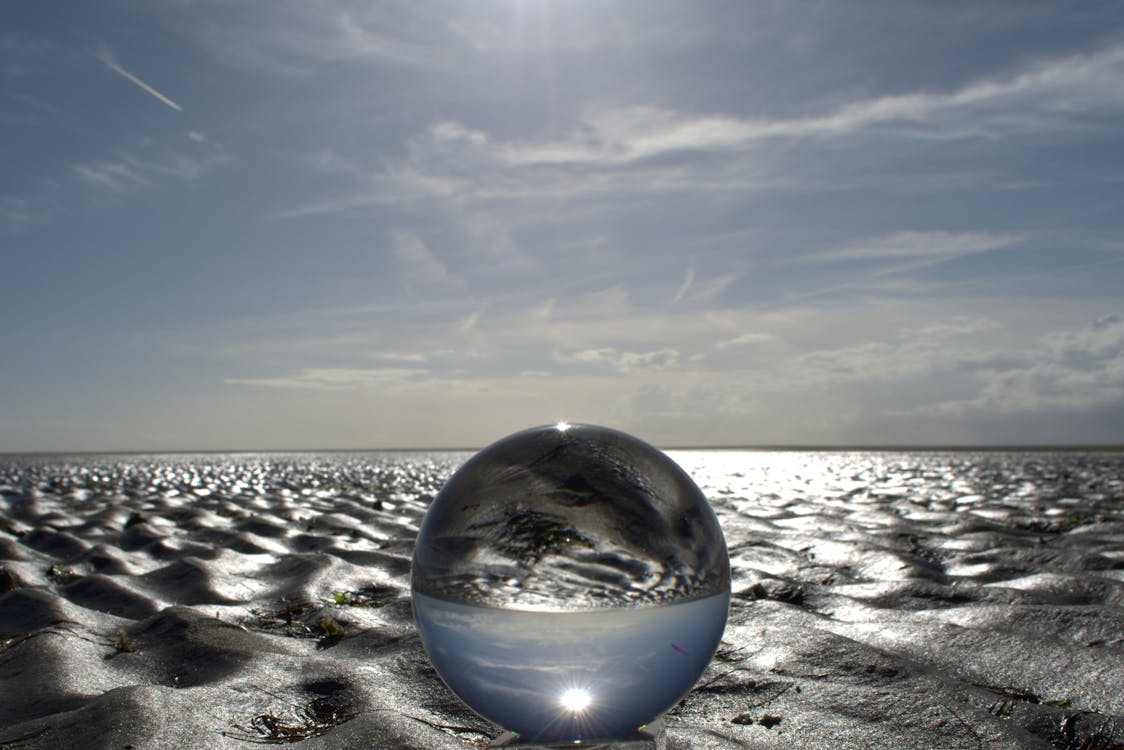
412 423 730 744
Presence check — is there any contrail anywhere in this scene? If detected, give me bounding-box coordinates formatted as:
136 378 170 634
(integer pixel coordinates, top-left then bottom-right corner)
95 42 182 112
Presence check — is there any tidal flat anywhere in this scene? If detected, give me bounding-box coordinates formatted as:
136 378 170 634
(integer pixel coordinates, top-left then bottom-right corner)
1 449 1121 748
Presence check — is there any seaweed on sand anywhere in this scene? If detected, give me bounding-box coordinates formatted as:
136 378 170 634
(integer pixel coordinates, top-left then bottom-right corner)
0 727 49 749
978 684 1124 750
46 565 79 584
243 601 320 639
224 696 357 744
1059 713 1123 750
330 584 397 608
0 568 20 592
114 628 136 654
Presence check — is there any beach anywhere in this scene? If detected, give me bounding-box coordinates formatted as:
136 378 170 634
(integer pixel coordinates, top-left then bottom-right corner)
1 449 1122 749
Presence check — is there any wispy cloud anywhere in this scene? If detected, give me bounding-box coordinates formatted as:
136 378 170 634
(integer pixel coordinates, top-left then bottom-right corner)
892 314 1124 417
378 351 432 363
277 38 1124 241
0 31 54 79
0 195 37 231
94 41 182 112
814 231 1025 263
226 367 425 391
73 160 149 191
72 140 229 193
797 318 1002 385
391 230 460 289
407 40 1124 174
716 332 774 350
6 91 61 116
670 266 694 305
557 347 681 375
185 1 473 76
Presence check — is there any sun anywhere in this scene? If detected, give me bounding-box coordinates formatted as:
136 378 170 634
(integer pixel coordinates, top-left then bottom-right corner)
559 688 592 712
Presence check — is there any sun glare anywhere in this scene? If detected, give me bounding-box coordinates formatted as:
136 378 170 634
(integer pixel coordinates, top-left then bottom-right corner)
559 688 592 712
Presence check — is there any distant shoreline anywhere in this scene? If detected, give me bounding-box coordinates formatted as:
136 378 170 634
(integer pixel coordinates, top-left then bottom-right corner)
3 443 1124 458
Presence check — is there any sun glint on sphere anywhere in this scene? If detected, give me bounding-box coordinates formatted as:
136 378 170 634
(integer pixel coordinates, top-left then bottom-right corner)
560 688 592 713
411 423 731 743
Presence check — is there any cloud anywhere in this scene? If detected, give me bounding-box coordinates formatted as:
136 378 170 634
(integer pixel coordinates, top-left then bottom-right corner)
0 195 37 231
797 314 1124 420
279 39 1124 234
616 382 760 422
185 1 475 75
225 367 424 391
675 273 741 307
716 332 773 349
814 231 1025 263
391 230 459 288
1092 313 1122 330
797 318 1002 384
6 92 61 116
378 351 431 363
558 347 681 375
670 266 694 305
0 31 54 79
72 142 229 193
531 298 556 321
73 161 149 191
458 308 483 333
431 120 488 147
94 42 182 112
0 32 54 55
966 314 1124 414
409 40 1124 174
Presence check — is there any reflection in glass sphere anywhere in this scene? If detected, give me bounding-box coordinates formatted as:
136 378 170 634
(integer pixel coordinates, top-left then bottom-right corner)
412 423 731 744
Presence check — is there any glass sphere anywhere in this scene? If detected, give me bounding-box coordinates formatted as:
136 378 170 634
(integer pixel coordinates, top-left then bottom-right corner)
412 423 730 744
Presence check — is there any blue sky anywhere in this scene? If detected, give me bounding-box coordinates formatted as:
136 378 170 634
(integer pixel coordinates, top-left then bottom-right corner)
3 1 1124 451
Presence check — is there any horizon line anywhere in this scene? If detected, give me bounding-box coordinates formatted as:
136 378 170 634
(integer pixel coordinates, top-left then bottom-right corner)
3 442 1124 458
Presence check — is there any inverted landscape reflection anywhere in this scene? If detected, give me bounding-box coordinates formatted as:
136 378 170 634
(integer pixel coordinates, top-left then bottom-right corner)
413 591 729 742
411 424 730 612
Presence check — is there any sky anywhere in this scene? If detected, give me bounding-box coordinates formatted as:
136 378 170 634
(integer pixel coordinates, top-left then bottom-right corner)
3 0 1124 451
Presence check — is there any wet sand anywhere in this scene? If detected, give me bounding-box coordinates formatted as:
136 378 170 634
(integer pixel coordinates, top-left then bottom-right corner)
1 450 1122 748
